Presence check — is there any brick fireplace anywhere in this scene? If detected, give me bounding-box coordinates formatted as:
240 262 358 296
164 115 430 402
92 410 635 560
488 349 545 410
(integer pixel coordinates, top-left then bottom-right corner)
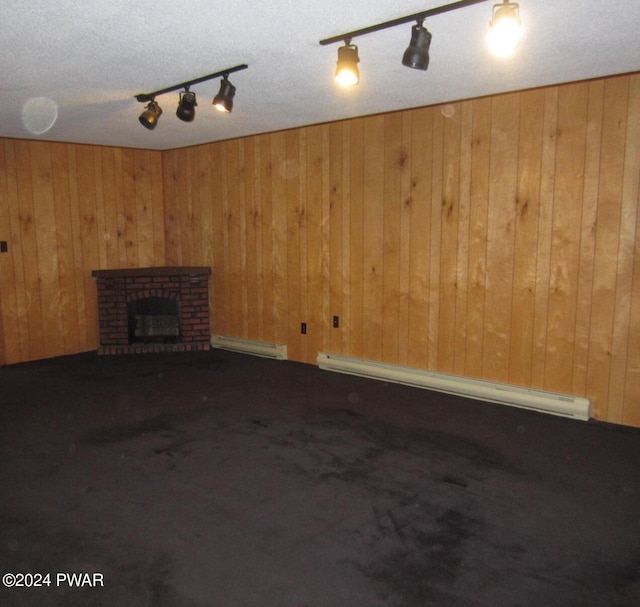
91 266 211 355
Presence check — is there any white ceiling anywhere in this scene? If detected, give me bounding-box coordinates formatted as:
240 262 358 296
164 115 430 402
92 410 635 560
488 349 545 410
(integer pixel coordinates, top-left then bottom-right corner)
1 1 638 151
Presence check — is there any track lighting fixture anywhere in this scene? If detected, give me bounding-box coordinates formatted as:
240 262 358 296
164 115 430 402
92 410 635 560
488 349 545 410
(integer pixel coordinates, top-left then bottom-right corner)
212 77 236 112
335 41 360 87
488 1 522 57
139 100 163 130
134 63 248 129
176 89 197 122
320 0 521 85
402 20 432 71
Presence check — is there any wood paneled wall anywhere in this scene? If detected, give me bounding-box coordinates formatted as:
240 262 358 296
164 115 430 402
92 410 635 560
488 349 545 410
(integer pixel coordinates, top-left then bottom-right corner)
0 74 638 427
164 74 640 427
0 141 165 363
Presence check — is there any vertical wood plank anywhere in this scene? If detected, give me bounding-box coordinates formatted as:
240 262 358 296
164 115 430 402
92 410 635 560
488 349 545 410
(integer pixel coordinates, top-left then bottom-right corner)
428 107 444 370
121 149 140 268
587 77 628 421
270 131 288 345
248 138 265 341
340 121 352 362
75 145 101 347
329 122 344 355
438 104 462 373
0 141 23 362
112 148 128 266
66 143 91 349
397 113 413 367
243 137 260 340
608 75 638 424
92 147 107 270
209 143 228 335
177 147 195 265
531 88 558 388
258 134 275 341
362 115 385 361
100 147 120 267
454 102 473 376
163 151 182 266
196 143 213 269
483 93 519 382
572 81 603 396
545 83 589 393
226 139 248 337
508 89 545 387
320 124 331 354
622 74 640 427
348 118 365 360
189 146 204 266
14 140 43 359
407 107 433 368
52 143 81 353
304 125 325 360
285 130 302 360
151 150 165 266
216 140 231 335
382 112 403 364
0 141 15 363
465 98 491 379
297 129 310 362
627 186 640 427
134 150 155 268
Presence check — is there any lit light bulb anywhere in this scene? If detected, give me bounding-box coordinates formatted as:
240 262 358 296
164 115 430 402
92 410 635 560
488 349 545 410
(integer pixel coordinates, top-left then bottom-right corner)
335 43 360 87
488 3 522 57
336 66 359 87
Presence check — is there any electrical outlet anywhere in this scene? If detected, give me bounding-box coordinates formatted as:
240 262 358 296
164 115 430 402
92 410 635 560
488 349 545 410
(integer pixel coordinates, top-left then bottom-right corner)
333 315 339 328
301 322 307 334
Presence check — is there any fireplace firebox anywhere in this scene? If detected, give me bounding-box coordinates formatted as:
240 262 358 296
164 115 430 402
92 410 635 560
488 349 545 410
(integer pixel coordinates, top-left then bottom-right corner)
128 296 180 344
91 266 211 355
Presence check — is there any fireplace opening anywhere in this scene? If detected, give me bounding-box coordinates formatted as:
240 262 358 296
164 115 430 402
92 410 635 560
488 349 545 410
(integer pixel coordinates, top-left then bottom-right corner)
128 296 180 344
92 266 211 354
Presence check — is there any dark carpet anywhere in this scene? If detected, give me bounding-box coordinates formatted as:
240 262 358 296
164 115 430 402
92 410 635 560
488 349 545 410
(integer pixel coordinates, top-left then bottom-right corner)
0 350 639 606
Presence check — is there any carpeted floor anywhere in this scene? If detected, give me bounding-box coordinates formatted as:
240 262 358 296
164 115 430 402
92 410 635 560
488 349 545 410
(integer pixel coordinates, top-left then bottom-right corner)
1 349 639 606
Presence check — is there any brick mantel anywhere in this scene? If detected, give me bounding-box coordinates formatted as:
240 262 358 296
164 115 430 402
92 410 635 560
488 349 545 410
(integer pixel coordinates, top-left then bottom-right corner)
91 266 211 355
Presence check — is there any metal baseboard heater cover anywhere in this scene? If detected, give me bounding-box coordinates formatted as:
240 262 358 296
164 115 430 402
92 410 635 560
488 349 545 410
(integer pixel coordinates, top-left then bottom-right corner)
317 353 591 421
211 335 288 360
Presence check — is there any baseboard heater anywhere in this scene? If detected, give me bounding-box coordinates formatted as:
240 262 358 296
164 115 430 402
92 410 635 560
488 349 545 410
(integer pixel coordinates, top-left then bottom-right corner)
211 335 288 360
317 352 591 421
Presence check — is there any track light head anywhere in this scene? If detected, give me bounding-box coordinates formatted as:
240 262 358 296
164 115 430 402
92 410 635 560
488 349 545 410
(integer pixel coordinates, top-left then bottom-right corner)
213 78 236 113
402 21 432 71
139 100 162 130
488 1 522 57
176 90 197 122
335 42 360 87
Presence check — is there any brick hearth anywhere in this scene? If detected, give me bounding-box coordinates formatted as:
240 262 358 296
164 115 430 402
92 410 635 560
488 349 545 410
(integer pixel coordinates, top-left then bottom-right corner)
91 266 211 355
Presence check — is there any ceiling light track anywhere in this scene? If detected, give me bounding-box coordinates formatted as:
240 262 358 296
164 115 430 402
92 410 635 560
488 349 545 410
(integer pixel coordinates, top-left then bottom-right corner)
320 0 521 87
134 64 248 103
319 0 491 47
135 63 248 129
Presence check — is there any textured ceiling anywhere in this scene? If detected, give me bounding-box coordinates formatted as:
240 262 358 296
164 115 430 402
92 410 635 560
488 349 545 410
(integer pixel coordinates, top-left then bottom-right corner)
1 0 638 151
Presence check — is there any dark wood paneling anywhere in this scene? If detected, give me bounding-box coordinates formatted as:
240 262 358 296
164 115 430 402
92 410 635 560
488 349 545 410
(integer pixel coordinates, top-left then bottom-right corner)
0 140 164 362
163 74 640 427
1 74 638 427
